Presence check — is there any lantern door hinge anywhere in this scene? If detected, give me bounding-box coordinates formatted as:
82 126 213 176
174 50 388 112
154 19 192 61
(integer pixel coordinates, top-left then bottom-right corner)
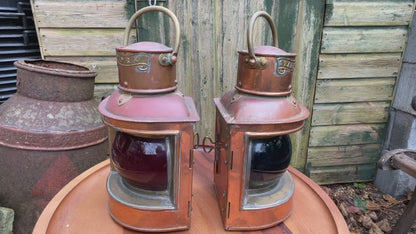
227 151 233 170
189 149 194 169
226 202 231 219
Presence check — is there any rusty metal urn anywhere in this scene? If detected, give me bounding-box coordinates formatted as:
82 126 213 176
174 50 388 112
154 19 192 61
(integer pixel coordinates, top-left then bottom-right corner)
213 11 309 230
98 6 199 232
0 59 108 234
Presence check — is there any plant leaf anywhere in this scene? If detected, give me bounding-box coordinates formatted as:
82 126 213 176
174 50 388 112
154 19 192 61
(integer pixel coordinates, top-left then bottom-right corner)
354 195 367 211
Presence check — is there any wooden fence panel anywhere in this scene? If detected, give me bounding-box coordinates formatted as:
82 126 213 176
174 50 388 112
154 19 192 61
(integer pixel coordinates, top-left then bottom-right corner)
324 1 413 26
321 27 408 53
309 124 386 147
318 53 401 79
33 1 129 28
314 78 395 103
311 102 390 126
307 144 381 167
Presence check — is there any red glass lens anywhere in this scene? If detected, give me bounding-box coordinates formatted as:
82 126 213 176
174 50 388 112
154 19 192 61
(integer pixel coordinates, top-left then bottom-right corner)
112 131 170 191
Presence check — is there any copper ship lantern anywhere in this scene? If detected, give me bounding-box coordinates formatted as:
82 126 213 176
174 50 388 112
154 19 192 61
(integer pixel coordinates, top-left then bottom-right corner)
213 12 309 230
98 6 199 232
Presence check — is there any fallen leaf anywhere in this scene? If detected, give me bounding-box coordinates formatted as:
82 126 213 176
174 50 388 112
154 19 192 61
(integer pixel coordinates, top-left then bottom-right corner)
354 195 367 211
366 200 381 211
369 223 384 234
376 219 392 233
339 203 348 217
368 211 378 221
361 215 373 229
346 205 361 214
383 194 398 207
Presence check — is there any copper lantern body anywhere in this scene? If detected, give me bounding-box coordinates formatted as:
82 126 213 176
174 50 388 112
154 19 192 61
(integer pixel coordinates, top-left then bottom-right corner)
98 6 199 232
213 12 309 231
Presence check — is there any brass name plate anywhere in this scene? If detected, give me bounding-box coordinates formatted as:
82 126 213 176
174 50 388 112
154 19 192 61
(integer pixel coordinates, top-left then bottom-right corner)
117 52 151 73
274 57 295 77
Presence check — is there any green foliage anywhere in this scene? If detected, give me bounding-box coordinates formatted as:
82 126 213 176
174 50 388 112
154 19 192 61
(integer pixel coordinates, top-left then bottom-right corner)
353 195 367 211
353 182 366 189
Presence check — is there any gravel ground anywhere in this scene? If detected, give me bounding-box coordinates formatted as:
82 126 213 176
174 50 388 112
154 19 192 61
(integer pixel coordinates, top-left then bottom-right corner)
322 182 415 234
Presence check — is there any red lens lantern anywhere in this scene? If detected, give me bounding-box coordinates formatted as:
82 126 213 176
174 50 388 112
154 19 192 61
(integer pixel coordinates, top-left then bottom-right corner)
98 6 199 232
213 11 309 230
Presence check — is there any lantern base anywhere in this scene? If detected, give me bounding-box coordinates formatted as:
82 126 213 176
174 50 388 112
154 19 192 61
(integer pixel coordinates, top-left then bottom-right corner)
217 171 295 231
107 171 190 232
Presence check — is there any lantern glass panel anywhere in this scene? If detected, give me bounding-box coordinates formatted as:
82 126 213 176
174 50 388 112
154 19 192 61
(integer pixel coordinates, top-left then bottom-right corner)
109 130 178 209
242 134 294 210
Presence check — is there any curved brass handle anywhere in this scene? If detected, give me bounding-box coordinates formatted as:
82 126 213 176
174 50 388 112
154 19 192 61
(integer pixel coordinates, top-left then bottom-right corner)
247 11 278 65
123 6 180 63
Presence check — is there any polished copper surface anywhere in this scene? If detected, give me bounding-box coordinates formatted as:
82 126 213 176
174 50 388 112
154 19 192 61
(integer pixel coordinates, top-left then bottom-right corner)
215 89 309 125
213 11 309 230
235 11 296 96
116 42 177 94
33 149 350 234
116 6 180 94
98 6 199 231
99 90 199 123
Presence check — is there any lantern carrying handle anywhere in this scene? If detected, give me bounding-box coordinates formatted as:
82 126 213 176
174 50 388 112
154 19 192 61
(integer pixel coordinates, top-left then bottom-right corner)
247 11 278 65
123 6 180 64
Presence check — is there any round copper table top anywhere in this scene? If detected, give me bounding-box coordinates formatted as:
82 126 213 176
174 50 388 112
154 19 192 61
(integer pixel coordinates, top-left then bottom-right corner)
34 149 349 234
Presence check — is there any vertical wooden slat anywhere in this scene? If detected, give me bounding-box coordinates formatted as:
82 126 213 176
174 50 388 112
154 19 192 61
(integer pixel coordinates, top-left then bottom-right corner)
290 0 326 171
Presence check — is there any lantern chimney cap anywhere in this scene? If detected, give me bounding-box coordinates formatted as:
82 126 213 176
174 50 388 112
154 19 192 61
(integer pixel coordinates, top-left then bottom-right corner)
117 41 173 53
239 46 295 58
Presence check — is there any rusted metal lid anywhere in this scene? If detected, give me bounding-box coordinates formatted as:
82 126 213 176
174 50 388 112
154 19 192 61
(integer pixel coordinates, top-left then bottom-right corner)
214 89 309 125
99 90 200 123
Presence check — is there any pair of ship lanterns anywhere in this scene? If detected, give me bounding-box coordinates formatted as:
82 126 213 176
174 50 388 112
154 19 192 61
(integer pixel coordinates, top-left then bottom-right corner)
98 6 309 231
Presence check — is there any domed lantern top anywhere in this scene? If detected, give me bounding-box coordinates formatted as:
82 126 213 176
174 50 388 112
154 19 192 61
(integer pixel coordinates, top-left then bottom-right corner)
235 11 296 97
115 7 180 94
215 12 308 125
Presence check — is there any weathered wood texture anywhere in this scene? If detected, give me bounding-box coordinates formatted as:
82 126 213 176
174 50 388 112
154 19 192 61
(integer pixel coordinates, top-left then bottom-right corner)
324 2 413 26
321 27 408 53
31 0 415 182
305 0 415 184
290 0 325 170
312 102 390 125
318 53 401 79
31 0 301 151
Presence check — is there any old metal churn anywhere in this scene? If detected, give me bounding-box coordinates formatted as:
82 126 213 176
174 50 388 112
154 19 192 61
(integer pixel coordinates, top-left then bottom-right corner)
0 60 108 234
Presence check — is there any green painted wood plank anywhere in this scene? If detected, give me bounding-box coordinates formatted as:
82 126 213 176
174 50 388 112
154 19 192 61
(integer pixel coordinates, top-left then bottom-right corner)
314 78 395 103
307 144 381 167
309 123 386 147
312 102 390 125
326 0 413 4
307 163 377 185
264 0 299 52
318 53 401 79
290 0 325 171
325 2 413 26
321 27 408 53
